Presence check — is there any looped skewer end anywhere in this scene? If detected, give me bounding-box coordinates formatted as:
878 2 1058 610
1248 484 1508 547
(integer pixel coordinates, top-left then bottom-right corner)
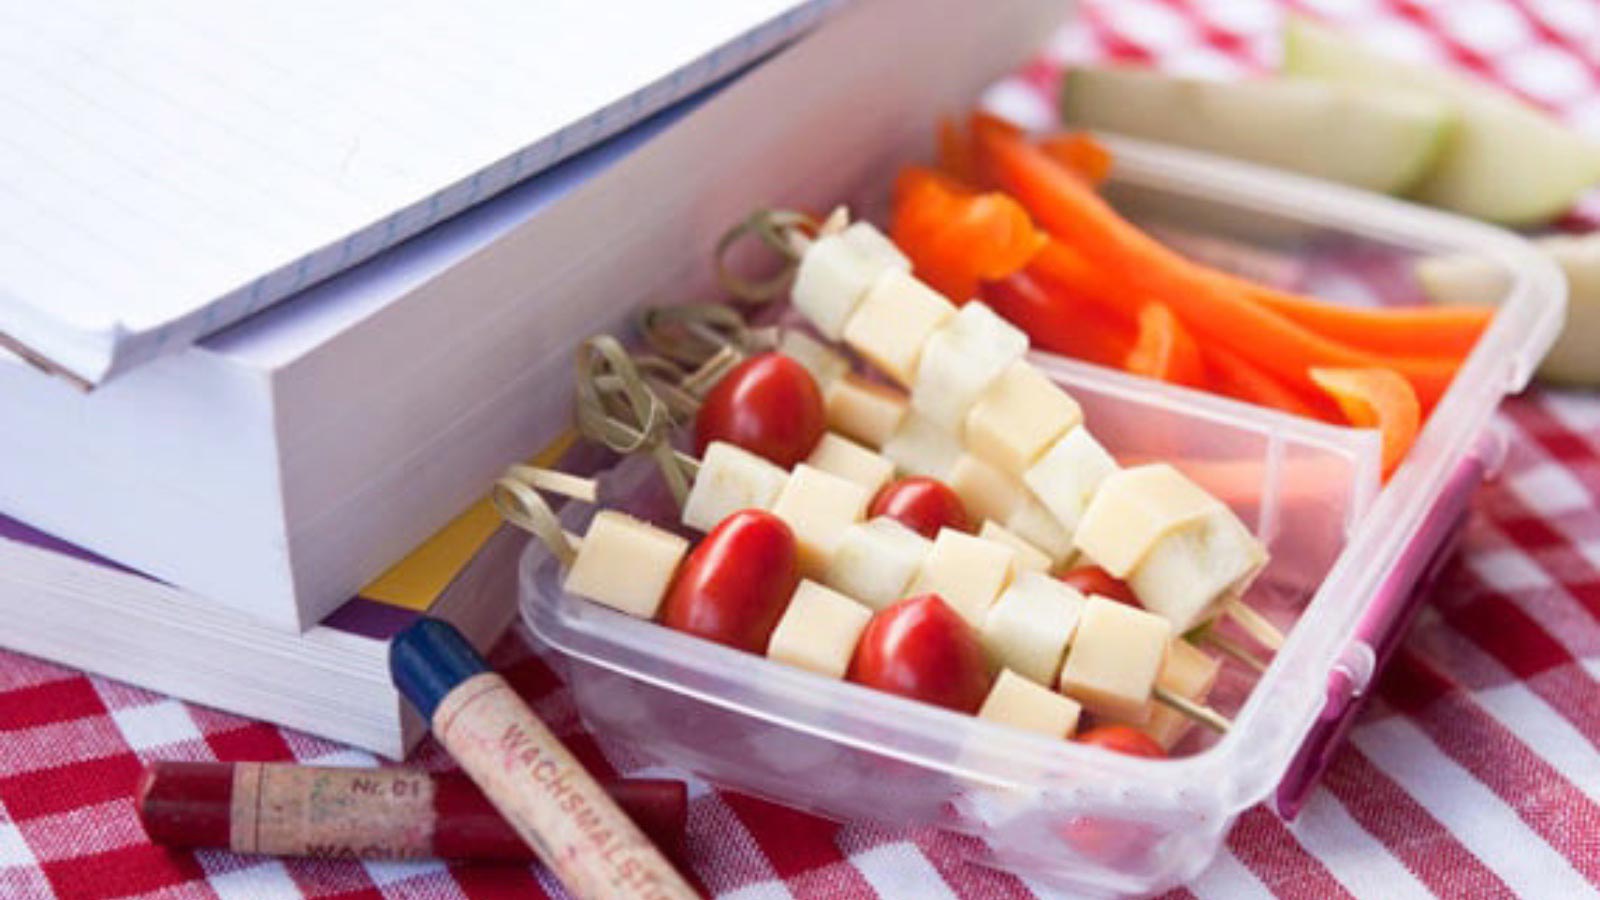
492 472 586 570
573 335 698 508
714 208 820 304
638 303 753 371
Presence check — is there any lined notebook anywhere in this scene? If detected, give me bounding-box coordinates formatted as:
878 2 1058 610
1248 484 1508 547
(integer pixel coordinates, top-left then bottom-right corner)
0 0 833 386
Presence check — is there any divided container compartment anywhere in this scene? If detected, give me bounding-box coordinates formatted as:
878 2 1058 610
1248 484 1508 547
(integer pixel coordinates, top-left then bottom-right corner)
520 136 1564 895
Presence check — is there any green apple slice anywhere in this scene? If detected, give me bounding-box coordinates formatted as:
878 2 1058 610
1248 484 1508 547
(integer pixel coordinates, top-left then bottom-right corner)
1284 18 1600 226
1060 66 1452 194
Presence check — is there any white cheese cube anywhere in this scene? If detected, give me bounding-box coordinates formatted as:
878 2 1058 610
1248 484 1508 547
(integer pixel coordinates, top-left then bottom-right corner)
842 269 956 387
981 572 1085 686
1006 498 1077 566
882 413 964 480
563 511 689 619
806 433 895 495
1115 640 1222 750
792 232 898 340
947 455 1025 525
979 670 1083 739
978 521 1052 574
1073 464 1222 578
825 374 909 450
766 580 873 678
681 441 790 533
909 529 1017 628
770 464 873 578
778 329 850 391
1022 425 1119 539
1057 596 1172 722
966 362 1083 476
825 517 932 611
911 302 1028 432
839 221 911 271
1127 506 1267 632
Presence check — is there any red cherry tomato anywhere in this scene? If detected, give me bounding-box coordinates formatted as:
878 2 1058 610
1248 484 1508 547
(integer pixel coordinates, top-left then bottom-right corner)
694 353 825 468
1075 724 1165 759
1058 565 1140 607
847 594 993 713
868 477 971 539
659 510 800 653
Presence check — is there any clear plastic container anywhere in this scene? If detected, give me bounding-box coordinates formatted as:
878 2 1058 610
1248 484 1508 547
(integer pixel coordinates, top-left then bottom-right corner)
520 137 1565 894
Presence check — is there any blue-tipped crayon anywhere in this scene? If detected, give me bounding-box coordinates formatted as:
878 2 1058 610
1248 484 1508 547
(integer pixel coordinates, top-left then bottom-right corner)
390 619 696 899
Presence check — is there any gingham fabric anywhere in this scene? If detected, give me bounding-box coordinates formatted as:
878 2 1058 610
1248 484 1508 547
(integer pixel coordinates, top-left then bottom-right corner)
4 1 1600 897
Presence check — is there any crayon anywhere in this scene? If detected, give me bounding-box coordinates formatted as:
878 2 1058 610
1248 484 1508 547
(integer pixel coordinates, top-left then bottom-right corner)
136 761 687 862
390 618 697 899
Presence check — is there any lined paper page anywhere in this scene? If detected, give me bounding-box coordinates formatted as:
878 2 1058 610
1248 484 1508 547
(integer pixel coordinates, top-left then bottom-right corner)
0 0 827 383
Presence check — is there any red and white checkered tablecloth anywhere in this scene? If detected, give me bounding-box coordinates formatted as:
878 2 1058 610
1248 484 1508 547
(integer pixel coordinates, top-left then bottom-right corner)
5 1 1600 897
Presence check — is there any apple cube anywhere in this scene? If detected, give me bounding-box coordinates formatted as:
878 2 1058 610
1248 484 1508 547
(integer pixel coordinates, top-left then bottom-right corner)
792 230 906 340
1115 639 1222 750
981 572 1085 686
682 441 790 533
1073 463 1223 578
947 454 1025 525
806 432 895 495
966 361 1083 476
979 669 1083 739
825 517 932 610
909 528 1017 628
978 521 1052 574
563 511 689 619
842 269 956 387
911 302 1028 432
882 413 964 480
1022 426 1119 539
1005 497 1077 566
766 580 874 678
824 374 909 450
1127 505 1267 632
1057 596 1172 722
771 464 873 578
778 329 850 391
839 221 911 271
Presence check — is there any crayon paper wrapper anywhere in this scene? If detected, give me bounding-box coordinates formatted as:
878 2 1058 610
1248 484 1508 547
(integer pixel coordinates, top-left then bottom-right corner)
230 764 435 859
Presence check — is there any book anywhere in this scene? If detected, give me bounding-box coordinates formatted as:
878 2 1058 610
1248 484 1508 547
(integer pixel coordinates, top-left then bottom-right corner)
0 499 525 759
0 0 835 387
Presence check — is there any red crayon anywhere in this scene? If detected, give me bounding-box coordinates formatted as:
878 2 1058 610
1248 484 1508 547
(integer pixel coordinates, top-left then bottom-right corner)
137 761 687 862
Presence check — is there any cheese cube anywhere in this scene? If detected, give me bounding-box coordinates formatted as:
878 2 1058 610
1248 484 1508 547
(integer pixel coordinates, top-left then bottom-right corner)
1127 506 1267 632
1006 498 1076 566
682 441 789 533
839 221 911 271
1057 597 1172 722
978 522 1052 574
806 433 895 495
911 302 1028 432
966 362 1083 476
882 413 964 480
982 572 1085 685
909 529 1016 628
766 580 873 678
792 231 902 340
770 464 872 578
825 374 909 450
947 455 1025 525
1116 640 1222 750
563 511 689 619
979 670 1083 739
842 269 956 387
1073 464 1222 578
825 517 932 610
778 329 850 391
1022 426 1119 538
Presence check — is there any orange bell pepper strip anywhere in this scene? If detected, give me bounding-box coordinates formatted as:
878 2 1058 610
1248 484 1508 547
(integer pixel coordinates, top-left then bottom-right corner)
937 117 977 185
1309 367 1421 477
981 273 1134 368
1244 283 1491 359
891 165 1046 301
974 126 1459 410
1039 132 1112 187
1124 303 1204 387
1203 344 1330 421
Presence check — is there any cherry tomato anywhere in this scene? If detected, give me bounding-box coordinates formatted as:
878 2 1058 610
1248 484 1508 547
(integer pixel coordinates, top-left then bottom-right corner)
1058 565 1140 607
847 594 993 713
659 510 800 653
694 353 825 468
868 477 971 539
1075 724 1165 759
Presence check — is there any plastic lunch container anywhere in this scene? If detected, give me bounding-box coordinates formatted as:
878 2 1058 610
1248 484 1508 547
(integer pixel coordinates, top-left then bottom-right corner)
519 134 1566 894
